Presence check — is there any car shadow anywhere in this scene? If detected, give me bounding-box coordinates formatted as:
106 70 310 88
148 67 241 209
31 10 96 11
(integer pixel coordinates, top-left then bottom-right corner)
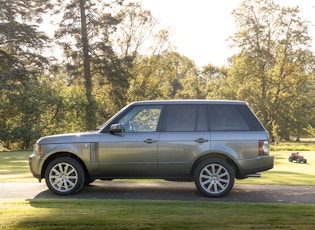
30 181 315 204
32 181 206 201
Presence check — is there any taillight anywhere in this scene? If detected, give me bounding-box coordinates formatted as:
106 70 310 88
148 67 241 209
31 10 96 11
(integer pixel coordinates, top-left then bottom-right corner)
259 140 269 156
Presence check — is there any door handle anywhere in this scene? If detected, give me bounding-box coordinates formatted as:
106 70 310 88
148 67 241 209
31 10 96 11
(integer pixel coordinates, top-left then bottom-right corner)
195 138 209 143
144 139 157 144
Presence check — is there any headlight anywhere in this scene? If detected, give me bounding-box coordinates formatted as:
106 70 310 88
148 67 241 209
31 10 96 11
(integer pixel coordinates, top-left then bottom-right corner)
34 143 41 155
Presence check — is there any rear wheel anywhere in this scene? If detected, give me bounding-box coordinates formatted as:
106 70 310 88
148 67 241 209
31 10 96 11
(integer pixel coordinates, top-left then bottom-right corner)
45 157 85 195
194 158 235 198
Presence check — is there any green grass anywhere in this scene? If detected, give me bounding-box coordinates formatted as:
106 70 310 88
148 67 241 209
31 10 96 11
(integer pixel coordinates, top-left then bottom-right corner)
0 151 34 182
1 199 315 229
270 140 315 151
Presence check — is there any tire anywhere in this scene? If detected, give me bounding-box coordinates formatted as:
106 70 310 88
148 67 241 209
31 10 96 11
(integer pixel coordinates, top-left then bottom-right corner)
45 157 85 195
194 158 235 198
84 178 96 186
304 159 307 164
289 157 293 162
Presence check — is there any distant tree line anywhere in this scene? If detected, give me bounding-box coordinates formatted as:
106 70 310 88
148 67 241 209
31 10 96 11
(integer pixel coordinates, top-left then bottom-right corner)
0 0 314 149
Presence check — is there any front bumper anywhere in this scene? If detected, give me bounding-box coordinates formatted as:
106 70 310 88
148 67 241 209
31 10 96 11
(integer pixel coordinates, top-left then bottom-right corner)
29 152 42 181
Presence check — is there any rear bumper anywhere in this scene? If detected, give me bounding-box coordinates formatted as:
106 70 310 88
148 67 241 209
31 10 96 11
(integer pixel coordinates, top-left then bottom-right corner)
237 155 274 177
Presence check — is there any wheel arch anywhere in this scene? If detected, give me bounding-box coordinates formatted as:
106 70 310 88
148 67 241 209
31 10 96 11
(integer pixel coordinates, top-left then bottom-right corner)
191 152 241 178
41 152 90 181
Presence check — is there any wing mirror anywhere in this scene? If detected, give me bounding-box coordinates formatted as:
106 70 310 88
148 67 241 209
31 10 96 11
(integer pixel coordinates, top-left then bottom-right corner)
109 124 123 134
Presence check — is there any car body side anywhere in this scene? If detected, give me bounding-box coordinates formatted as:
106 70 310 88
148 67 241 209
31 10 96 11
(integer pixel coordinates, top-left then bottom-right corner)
29 100 274 184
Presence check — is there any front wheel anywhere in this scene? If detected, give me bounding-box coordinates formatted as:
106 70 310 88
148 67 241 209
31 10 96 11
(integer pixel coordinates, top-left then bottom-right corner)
194 158 235 198
45 157 85 195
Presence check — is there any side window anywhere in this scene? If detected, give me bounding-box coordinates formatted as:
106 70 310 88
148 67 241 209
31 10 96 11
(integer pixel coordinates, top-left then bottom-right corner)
118 105 163 132
209 105 250 131
164 105 197 132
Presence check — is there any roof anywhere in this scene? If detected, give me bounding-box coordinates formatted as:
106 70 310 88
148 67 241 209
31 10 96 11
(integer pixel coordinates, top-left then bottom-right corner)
129 100 247 105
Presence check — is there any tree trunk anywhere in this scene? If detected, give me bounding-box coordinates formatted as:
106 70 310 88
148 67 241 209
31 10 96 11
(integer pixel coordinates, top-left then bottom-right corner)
79 0 96 130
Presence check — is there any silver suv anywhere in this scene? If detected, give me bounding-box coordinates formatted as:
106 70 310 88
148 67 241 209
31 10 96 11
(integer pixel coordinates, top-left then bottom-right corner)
29 100 274 197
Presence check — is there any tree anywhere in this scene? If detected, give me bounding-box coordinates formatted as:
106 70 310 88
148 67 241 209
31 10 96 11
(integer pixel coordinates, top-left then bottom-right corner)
93 2 174 117
201 64 230 100
112 2 173 101
0 0 52 148
50 0 124 130
127 52 198 101
227 0 315 140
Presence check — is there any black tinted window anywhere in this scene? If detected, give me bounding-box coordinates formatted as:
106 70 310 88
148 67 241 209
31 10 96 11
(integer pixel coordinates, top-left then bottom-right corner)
163 105 208 132
209 105 250 131
164 105 197 132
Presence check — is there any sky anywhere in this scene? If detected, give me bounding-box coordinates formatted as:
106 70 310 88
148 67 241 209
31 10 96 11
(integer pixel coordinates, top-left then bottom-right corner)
135 0 315 67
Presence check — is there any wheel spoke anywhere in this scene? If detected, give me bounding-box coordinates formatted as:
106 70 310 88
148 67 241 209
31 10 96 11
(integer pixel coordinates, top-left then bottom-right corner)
57 163 64 173
204 167 212 176
201 179 211 186
207 181 215 192
217 181 226 190
51 168 61 176
68 175 77 180
66 179 75 187
218 171 229 178
67 168 75 175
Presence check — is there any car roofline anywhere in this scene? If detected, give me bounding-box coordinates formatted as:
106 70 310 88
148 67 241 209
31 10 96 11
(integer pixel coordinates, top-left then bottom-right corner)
129 100 248 105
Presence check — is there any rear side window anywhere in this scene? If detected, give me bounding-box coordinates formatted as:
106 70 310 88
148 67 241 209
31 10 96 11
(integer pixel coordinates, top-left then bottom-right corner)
209 105 250 131
162 105 208 132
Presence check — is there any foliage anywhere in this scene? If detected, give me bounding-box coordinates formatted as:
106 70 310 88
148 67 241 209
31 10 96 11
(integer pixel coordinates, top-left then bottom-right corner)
225 0 315 140
1 0 315 148
0 0 53 149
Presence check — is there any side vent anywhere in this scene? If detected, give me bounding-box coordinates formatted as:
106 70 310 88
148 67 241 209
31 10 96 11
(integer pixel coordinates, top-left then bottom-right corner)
90 143 96 163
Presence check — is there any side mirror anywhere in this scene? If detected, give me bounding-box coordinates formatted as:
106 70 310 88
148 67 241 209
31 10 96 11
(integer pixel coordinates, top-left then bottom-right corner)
109 124 123 134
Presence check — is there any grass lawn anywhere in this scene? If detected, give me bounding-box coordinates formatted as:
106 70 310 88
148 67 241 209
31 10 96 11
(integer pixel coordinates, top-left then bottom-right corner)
0 151 34 182
1 143 315 229
1 199 315 230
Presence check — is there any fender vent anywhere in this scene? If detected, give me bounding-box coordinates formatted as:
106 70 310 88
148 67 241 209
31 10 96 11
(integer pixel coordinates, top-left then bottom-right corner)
90 143 96 163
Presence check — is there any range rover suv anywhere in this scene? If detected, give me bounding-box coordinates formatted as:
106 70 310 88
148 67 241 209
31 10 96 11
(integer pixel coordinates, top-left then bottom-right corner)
29 100 274 197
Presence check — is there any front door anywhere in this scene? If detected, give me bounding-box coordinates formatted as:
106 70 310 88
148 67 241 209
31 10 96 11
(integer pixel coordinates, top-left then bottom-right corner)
98 105 163 177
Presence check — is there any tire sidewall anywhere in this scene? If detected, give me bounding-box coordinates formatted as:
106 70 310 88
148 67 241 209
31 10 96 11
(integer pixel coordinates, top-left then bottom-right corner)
194 158 235 198
45 157 85 195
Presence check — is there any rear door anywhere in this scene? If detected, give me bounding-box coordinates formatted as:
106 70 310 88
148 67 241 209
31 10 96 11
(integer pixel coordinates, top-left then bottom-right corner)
158 104 210 177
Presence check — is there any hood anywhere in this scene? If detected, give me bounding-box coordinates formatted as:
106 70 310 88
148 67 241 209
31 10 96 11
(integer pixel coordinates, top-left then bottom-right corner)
37 131 100 145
